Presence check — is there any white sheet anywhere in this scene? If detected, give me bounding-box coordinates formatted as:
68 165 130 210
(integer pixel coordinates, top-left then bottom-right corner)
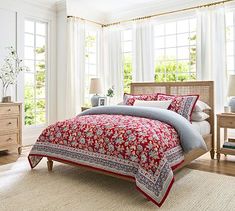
192 121 211 136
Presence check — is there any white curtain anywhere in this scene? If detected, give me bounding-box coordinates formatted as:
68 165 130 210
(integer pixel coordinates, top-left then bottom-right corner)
197 7 227 112
103 26 123 102
133 20 154 82
66 18 85 118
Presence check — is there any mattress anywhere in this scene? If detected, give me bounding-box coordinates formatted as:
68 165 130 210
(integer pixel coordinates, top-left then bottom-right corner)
192 121 211 136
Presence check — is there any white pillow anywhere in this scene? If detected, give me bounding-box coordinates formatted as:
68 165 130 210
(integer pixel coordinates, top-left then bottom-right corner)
133 100 172 109
191 111 210 122
194 100 211 112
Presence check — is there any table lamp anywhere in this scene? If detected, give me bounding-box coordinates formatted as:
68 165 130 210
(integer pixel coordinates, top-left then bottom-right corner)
89 78 102 107
228 75 235 113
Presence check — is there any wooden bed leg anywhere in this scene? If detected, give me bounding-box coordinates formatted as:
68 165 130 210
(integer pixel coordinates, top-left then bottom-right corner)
210 150 215 159
47 158 53 171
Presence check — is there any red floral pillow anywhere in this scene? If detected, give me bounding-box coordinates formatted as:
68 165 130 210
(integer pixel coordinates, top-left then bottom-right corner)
157 94 199 122
124 93 158 106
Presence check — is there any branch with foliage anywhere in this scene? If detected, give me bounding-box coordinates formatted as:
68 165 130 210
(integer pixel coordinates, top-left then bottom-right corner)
0 47 29 96
106 86 115 97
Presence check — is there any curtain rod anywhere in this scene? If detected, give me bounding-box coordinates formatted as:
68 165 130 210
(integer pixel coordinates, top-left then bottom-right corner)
67 0 235 27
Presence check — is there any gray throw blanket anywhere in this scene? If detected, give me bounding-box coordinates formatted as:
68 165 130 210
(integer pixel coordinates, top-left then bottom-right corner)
79 106 207 153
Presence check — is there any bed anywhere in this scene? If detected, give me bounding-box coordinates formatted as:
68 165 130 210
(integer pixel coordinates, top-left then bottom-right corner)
28 81 214 207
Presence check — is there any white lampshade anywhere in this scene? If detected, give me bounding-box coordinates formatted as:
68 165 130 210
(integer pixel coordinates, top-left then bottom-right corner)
89 78 102 94
228 75 235 97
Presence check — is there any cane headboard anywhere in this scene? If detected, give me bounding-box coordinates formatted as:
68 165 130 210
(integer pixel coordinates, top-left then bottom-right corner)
130 81 215 137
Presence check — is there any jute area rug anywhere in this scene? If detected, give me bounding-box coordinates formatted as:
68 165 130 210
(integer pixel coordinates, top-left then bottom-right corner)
1 157 235 211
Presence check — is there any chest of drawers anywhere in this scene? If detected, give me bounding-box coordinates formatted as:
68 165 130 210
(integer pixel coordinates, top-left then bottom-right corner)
0 103 22 154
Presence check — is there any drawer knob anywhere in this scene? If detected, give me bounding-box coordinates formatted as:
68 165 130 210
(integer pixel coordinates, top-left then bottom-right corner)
7 138 12 142
8 122 12 125
8 108 11 112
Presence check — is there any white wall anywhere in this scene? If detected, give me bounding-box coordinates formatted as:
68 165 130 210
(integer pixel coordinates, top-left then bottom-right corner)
56 4 68 120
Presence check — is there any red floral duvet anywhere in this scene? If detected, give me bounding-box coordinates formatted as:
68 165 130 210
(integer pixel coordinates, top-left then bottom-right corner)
28 114 184 207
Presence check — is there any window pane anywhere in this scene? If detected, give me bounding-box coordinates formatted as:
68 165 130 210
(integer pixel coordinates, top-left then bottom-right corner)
177 20 189 33
36 61 46 72
165 48 176 59
36 36 46 48
24 86 35 99
178 47 189 59
154 24 164 36
25 20 34 34
36 111 46 125
25 73 34 86
165 22 176 35
190 19 196 32
24 19 47 126
36 22 46 36
177 33 189 46
165 35 176 48
155 49 164 61
155 37 165 49
25 34 34 46
24 47 34 59
227 26 234 41
24 60 34 72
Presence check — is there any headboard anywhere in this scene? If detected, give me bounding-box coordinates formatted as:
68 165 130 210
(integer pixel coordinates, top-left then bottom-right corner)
130 81 215 138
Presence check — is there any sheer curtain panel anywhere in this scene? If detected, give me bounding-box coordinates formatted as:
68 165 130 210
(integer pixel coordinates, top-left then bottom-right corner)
197 7 227 112
103 26 123 103
133 20 155 82
66 18 85 118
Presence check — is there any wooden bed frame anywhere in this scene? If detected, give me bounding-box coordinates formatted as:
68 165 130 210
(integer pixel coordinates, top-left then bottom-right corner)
47 81 215 177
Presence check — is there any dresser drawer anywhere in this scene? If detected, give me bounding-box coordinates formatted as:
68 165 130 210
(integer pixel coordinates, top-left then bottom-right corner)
0 118 18 131
0 133 18 147
0 105 19 116
218 116 235 128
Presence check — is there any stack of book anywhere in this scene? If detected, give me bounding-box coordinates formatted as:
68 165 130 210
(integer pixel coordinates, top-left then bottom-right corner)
223 140 235 149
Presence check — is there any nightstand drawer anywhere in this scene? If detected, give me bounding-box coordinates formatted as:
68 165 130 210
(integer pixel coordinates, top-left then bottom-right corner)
218 116 235 128
0 105 19 116
0 118 18 131
0 133 18 147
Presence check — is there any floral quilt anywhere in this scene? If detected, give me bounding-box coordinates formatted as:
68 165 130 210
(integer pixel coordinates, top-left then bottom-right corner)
28 114 184 207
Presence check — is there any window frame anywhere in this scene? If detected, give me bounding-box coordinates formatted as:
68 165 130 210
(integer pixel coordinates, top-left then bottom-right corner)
23 18 49 128
153 13 197 82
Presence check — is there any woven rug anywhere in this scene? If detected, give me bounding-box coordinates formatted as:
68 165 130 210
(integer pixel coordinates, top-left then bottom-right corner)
1 157 235 211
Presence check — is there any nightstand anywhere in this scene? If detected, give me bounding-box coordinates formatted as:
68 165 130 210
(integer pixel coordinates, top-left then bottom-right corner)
217 113 235 161
81 106 91 112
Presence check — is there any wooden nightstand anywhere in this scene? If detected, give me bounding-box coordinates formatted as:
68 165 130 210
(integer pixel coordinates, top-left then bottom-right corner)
217 113 235 161
81 106 91 112
0 103 22 154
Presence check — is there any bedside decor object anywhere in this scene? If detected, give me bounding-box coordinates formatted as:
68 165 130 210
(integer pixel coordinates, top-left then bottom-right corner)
98 97 107 106
227 75 235 112
0 47 28 103
106 86 114 105
0 103 22 154
217 113 235 161
224 105 231 113
89 78 102 107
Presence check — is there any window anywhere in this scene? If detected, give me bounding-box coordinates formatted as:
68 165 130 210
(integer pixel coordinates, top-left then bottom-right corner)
154 18 197 82
226 11 235 75
24 20 47 126
84 30 98 105
121 29 133 93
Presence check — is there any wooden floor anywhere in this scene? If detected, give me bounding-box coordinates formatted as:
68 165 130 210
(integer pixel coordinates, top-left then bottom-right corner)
1 148 235 177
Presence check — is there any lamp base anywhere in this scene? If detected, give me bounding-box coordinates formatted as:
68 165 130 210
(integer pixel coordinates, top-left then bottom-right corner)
91 95 100 107
229 97 235 113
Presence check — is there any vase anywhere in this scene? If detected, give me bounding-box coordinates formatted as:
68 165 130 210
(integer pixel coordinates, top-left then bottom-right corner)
2 86 11 103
